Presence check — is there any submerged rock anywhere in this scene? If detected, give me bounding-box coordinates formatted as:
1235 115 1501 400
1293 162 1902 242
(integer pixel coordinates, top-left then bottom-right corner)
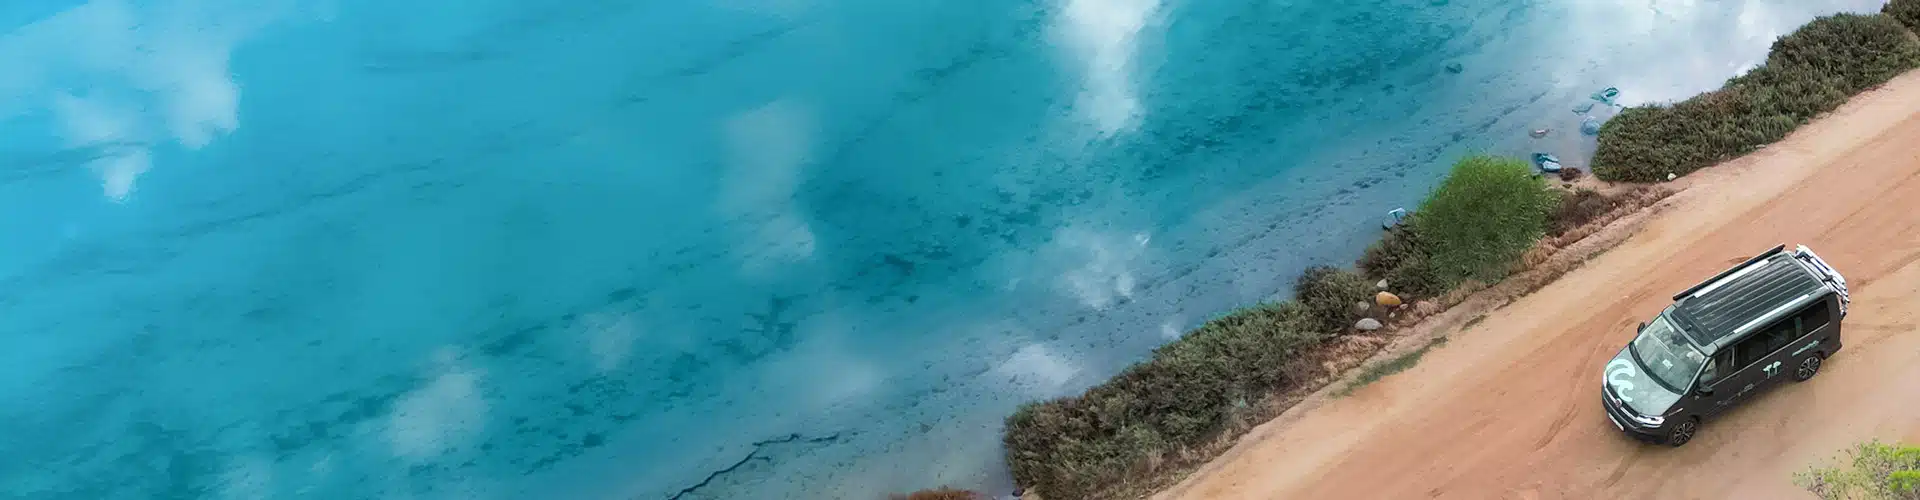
1445 62 1464 74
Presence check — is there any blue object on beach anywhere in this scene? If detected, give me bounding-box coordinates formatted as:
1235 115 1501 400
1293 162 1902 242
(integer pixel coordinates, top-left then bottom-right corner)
1581 116 1603 135
1383 208 1409 229
1533 153 1563 173
1592 86 1620 103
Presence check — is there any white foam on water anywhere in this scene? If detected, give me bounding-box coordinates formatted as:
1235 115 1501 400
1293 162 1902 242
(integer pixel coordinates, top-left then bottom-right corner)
992 344 1080 397
579 311 642 373
0 0 314 201
384 348 489 463
49 91 147 201
1049 226 1151 310
1053 0 1162 137
1159 317 1184 340
753 315 884 412
720 99 821 273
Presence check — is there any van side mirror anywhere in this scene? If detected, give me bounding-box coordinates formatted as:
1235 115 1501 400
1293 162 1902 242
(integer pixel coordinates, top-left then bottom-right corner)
1695 386 1713 397
1638 322 1648 332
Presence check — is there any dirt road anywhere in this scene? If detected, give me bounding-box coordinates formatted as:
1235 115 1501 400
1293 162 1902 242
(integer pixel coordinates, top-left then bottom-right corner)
1157 72 1920 500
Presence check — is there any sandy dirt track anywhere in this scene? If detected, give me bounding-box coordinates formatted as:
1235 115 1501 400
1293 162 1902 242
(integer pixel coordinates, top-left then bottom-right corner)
1157 72 1920 500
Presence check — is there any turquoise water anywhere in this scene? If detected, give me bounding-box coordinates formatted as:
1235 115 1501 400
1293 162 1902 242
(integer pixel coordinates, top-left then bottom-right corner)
0 0 1883 498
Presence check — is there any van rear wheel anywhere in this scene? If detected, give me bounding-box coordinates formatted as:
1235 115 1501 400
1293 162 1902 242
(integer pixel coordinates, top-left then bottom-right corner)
1667 418 1698 447
1793 354 1824 382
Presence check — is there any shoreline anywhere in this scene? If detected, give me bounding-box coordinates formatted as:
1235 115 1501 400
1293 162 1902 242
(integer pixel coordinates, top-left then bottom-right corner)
1133 176 1672 500
1152 66 1920 500
1002 8 1920 500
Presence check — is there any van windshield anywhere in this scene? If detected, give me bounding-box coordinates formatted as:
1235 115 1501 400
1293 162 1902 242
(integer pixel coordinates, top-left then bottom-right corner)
1628 315 1705 392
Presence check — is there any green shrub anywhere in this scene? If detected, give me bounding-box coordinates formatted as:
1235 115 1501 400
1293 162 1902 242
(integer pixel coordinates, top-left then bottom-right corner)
1895 470 1920 497
1294 266 1374 332
1797 440 1920 500
1003 303 1325 499
1594 13 1920 182
1356 156 1557 297
1407 155 1560 287
1357 224 1430 289
1890 0 1920 34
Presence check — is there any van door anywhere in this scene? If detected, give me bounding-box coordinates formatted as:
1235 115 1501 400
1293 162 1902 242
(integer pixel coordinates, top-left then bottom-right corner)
1728 319 1797 403
1698 318 1795 416
1693 349 1741 418
1738 317 1798 392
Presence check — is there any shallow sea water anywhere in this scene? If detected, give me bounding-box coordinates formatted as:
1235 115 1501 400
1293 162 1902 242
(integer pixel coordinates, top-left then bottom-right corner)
0 0 1884 498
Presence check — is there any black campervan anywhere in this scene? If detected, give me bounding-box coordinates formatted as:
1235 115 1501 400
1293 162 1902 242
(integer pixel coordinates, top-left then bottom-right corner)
1599 244 1850 447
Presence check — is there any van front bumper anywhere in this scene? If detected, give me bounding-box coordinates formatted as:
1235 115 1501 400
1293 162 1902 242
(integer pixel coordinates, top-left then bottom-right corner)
1601 390 1669 443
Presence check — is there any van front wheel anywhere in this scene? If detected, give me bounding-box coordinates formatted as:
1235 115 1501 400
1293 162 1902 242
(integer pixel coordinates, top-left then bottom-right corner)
1793 354 1824 382
1667 419 1698 447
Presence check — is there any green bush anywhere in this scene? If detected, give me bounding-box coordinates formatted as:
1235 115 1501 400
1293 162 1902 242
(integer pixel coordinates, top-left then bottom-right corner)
1594 13 1920 182
1413 155 1559 286
1797 440 1920 499
1357 224 1437 296
1294 266 1374 332
1358 156 1558 295
1414 156 1560 286
1890 0 1920 34
1003 303 1325 499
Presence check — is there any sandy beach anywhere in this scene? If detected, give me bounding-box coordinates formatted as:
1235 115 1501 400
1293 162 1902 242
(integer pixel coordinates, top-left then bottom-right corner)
1154 69 1920 500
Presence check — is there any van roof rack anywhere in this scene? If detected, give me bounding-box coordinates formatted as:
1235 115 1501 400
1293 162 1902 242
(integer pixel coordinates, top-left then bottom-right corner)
1671 245 1828 349
1672 245 1786 301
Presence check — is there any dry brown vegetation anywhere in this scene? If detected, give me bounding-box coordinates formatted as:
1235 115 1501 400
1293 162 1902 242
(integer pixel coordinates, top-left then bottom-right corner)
889 487 984 500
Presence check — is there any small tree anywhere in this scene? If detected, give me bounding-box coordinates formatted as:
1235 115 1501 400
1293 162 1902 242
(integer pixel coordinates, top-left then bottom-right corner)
1409 155 1560 288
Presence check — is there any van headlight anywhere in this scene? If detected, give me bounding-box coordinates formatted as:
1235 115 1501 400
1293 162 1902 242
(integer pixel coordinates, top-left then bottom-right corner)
1630 413 1665 426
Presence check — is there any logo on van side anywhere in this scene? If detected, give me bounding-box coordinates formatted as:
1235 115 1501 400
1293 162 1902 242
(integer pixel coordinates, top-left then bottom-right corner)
1792 339 1822 356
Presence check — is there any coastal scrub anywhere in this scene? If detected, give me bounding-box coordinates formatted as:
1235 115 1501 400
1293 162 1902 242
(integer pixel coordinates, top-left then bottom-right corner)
1001 301 1326 500
1797 440 1920 499
1594 13 1920 182
1000 155 1563 499
1888 0 1920 34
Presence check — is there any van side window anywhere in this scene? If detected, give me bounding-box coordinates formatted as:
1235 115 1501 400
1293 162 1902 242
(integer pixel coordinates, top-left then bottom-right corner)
1736 319 1795 367
1797 300 1833 335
